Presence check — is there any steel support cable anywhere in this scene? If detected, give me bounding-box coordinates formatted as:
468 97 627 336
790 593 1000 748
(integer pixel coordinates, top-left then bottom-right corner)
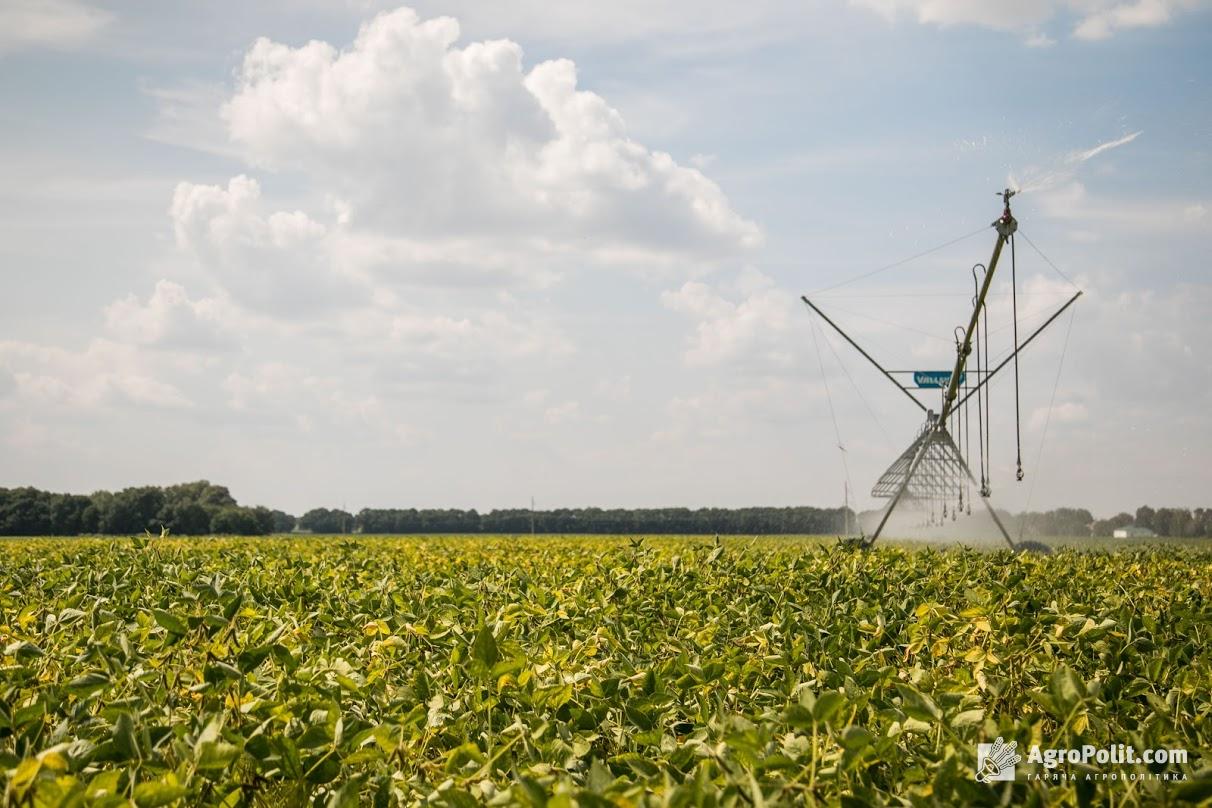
809 315 855 529
971 268 987 495
981 286 992 494
1011 234 1024 482
807 225 992 296
985 301 1063 342
804 302 954 344
1016 307 1077 542
818 327 896 452
1017 229 1080 289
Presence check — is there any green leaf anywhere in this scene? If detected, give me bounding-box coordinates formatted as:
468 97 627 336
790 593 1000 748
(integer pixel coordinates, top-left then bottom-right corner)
472 625 500 668
1050 666 1086 712
65 670 110 696
951 709 984 728
5 640 44 660
812 691 847 724
133 780 188 807
196 737 240 772
840 725 873 750
152 609 188 635
1174 775 1212 803
896 684 942 723
237 644 271 673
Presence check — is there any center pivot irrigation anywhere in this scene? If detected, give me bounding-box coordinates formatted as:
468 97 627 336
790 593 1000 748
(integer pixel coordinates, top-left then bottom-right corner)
803 190 1082 552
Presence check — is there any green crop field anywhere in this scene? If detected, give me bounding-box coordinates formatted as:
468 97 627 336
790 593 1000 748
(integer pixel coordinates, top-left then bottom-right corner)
1 536 1209 807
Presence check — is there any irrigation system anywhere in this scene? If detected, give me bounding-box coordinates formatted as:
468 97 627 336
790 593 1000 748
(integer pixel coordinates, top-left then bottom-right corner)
803 190 1082 552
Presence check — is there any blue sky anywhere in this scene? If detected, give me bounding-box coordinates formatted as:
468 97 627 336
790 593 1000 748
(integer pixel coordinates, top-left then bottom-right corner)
1 0 1209 517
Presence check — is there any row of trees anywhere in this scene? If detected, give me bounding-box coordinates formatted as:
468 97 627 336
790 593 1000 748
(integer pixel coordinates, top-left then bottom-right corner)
1001 508 1096 538
0 482 295 536
4 482 1211 537
1090 505 1212 538
325 506 852 535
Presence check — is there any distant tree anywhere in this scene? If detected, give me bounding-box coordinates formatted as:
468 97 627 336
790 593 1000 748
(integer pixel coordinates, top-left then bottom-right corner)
0 488 53 535
250 506 275 535
1153 507 1195 538
1092 512 1134 536
94 486 165 534
299 508 353 534
210 506 265 535
49 494 95 534
1135 505 1156 531
1195 508 1212 538
155 501 212 535
269 509 297 533
164 480 237 510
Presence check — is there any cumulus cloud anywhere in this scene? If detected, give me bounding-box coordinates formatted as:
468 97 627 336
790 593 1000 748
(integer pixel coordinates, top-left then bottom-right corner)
1033 180 1211 235
220 7 760 256
104 280 238 351
852 0 1057 30
2 5 768 481
662 268 798 369
0 340 192 410
1073 0 1201 39
849 0 1206 40
0 0 111 53
170 176 374 313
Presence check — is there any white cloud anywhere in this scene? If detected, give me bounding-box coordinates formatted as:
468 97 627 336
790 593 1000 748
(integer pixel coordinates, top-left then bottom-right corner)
0 0 111 53
1072 0 1201 39
1029 400 1088 430
385 309 573 360
0 367 16 399
142 80 239 159
662 268 798 369
1034 180 1211 234
543 400 581 424
0 340 192 410
849 0 1206 39
222 363 418 442
104 280 238 351
170 175 372 313
653 377 814 442
219 7 760 256
852 0 1057 30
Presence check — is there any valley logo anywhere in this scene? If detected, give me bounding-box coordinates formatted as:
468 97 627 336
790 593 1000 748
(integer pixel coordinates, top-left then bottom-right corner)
976 737 1022 782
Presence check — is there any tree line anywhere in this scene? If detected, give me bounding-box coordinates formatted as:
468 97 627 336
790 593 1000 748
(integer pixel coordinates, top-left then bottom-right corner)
300 504 1212 537
0 481 294 536
3 482 1210 538
1088 505 1212 538
326 506 851 535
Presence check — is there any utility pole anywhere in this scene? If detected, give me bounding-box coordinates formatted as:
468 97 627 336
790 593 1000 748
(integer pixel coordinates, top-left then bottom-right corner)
530 496 535 535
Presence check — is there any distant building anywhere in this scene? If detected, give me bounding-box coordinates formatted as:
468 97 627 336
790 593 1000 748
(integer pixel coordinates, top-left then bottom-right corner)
1113 526 1156 538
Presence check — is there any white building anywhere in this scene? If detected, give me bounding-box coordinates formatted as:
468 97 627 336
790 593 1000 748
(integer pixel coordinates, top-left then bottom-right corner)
1113 526 1157 538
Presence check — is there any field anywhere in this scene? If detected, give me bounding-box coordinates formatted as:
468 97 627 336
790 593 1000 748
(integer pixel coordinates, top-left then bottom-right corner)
1 536 1209 807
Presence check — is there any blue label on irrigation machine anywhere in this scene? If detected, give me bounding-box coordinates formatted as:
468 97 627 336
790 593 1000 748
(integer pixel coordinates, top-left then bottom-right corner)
913 371 965 388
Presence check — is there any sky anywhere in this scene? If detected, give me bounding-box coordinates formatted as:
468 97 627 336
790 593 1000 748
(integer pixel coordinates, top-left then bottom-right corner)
1 0 1209 518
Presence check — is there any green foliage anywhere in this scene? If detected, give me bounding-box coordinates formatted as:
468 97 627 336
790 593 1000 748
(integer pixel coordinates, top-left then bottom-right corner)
0 536 1208 806
0 481 291 536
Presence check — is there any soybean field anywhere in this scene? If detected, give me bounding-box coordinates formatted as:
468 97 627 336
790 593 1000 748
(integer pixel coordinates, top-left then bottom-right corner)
0 536 1209 806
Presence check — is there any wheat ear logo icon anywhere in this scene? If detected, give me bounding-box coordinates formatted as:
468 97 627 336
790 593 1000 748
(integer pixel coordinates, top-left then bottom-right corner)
976 737 1021 782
